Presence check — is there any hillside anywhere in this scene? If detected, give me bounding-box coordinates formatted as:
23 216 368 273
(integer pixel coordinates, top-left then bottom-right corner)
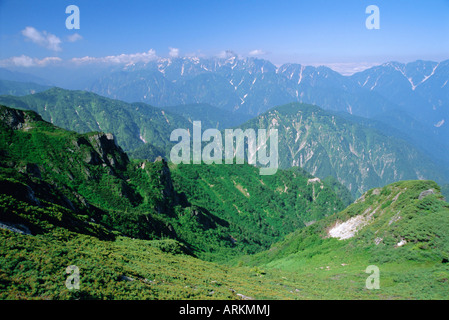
0 104 352 300
239 102 448 197
162 103 252 130
84 57 448 132
0 104 345 261
1 104 448 299
0 80 51 96
170 163 346 259
1 88 446 200
0 88 190 157
85 56 410 118
245 180 449 299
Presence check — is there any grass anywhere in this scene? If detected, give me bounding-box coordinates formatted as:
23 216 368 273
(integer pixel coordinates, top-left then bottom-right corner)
2 226 448 300
260 244 449 300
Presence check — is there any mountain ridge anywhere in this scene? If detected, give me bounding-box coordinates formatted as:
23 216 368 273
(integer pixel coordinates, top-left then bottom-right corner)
1 103 449 300
82 56 449 170
238 102 448 197
1 88 446 198
0 103 345 260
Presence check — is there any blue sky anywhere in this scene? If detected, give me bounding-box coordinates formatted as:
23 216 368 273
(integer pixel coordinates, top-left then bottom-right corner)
0 0 448 74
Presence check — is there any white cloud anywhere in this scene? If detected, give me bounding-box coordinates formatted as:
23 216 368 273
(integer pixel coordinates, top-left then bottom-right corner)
217 50 238 59
22 26 62 52
67 33 83 42
71 49 158 65
10 55 34 67
319 62 380 75
248 49 266 56
36 56 63 66
169 47 179 58
0 55 62 67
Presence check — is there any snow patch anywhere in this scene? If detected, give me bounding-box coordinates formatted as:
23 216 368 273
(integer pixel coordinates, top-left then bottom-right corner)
414 63 439 89
328 206 376 240
362 75 370 87
370 76 380 90
328 214 370 240
297 65 304 85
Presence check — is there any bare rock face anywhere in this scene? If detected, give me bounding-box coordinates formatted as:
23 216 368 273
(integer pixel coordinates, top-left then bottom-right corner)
0 180 41 206
418 189 434 200
0 105 42 130
87 133 129 170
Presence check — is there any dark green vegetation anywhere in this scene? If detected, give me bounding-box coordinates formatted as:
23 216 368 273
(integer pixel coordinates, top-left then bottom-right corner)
0 104 343 261
170 163 345 260
0 229 315 300
240 102 447 198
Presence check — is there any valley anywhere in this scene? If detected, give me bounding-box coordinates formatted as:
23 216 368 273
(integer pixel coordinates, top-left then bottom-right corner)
0 98 448 300
0 53 448 302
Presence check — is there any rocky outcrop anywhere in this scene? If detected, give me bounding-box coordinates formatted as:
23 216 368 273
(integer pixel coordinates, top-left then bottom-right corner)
87 133 129 170
155 157 176 199
418 189 434 200
0 105 43 131
0 222 32 235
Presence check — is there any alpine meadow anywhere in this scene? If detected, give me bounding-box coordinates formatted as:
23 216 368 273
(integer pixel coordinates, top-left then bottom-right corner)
0 0 449 309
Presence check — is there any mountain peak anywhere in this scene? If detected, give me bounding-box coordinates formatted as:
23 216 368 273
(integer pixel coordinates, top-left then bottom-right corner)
0 104 43 130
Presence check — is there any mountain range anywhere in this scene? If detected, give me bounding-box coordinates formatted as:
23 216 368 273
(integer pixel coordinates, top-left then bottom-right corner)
0 104 345 260
1 54 449 301
0 87 447 198
85 56 448 125
241 103 447 197
0 88 190 155
1 104 448 300
3 56 448 171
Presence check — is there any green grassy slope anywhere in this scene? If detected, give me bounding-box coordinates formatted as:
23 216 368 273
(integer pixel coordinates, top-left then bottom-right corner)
243 180 449 299
0 227 395 300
